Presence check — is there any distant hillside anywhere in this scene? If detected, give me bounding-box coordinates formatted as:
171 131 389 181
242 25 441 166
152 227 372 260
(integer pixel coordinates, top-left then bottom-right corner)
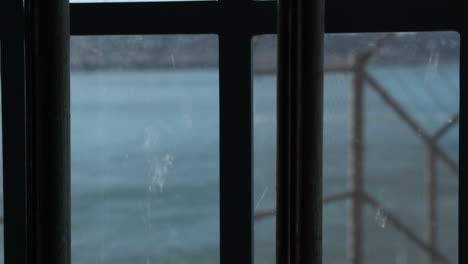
254 32 460 73
70 32 460 72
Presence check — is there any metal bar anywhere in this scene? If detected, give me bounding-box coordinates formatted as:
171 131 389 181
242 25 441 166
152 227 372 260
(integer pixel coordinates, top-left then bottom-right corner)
254 191 352 221
324 66 354 73
277 0 324 263
70 2 276 36
348 60 365 264
425 145 438 264
363 193 450 264
363 72 459 174
25 0 71 263
323 191 353 204
1 0 28 263
70 2 219 35
254 209 277 221
219 34 253 264
67 0 465 37
324 0 462 33
254 66 352 76
432 113 459 140
357 33 396 63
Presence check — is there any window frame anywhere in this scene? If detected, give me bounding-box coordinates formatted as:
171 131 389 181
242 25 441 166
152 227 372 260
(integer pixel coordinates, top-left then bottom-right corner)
1 1 28 263
0 0 466 264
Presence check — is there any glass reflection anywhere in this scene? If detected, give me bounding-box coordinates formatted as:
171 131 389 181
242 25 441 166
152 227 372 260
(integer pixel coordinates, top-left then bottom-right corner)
253 32 459 264
71 35 219 264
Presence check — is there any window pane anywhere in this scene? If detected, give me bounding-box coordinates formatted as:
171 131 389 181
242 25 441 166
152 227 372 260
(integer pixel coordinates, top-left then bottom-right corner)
253 32 459 264
71 35 219 264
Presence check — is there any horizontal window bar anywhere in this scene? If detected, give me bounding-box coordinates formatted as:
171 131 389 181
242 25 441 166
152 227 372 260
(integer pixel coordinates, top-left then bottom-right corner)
69 1 464 36
70 1 275 35
324 5 463 33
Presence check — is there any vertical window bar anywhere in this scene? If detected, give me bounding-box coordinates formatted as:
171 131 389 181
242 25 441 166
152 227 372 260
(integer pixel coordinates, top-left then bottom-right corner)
219 33 253 264
1 1 28 264
277 0 324 263
24 1 70 263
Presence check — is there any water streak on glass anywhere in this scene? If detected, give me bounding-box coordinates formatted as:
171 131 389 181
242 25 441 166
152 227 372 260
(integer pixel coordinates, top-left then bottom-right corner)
71 35 219 264
253 32 459 264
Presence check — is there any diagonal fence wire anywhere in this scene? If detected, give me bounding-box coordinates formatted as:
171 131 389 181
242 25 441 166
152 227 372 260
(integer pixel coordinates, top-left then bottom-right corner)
363 72 458 175
254 191 352 221
363 192 451 264
432 113 459 140
254 32 458 264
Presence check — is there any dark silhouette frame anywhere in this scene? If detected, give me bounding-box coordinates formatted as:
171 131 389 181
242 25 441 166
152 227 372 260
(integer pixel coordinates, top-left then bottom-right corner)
0 0 465 264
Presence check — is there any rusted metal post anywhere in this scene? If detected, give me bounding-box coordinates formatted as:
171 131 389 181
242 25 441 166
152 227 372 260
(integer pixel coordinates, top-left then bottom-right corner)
348 56 365 264
425 143 437 264
363 74 458 174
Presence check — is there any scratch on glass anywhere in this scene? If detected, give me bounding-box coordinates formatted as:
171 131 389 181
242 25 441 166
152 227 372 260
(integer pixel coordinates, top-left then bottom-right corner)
171 54 176 68
423 43 440 86
142 126 160 150
255 186 269 211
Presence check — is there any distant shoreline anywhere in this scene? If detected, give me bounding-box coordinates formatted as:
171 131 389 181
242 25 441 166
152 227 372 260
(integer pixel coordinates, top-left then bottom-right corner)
70 32 460 72
70 59 460 74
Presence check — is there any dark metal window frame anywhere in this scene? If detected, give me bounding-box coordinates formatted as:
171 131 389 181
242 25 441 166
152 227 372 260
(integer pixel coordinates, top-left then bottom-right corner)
0 0 465 264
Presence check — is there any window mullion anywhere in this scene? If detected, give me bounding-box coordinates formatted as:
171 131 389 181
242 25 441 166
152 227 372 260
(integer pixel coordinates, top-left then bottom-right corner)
219 33 253 264
1 1 28 264
277 0 324 263
25 1 70 263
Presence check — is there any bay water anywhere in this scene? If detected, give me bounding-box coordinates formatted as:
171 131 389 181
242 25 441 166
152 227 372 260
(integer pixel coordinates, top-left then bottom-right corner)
0 64 457 264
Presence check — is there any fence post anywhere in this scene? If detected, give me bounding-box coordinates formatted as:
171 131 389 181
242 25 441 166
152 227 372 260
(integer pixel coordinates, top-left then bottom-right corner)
426 143 437 264
348 55 366 264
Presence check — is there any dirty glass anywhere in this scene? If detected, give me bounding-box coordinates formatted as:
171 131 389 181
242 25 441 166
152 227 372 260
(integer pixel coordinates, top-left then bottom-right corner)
253 32 459 264
71 35 219 264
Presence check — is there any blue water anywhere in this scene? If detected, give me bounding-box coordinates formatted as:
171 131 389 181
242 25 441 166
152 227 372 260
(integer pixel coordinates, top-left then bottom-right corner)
71 70 219 264
68 65 458 264
253 64 459 264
